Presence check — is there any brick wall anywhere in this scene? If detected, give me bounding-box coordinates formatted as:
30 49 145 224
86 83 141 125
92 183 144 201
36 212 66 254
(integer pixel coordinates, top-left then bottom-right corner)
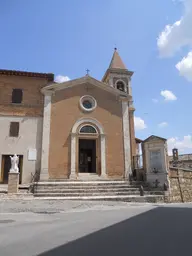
0 75 51 117
48 83 125 179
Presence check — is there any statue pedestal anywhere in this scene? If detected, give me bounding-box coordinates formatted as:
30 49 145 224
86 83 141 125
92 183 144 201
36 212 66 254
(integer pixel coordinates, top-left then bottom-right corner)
8 172 19 194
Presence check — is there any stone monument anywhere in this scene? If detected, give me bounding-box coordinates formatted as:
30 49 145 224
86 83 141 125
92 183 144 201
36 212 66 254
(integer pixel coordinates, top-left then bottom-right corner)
142 136 170 189
8 154 20 194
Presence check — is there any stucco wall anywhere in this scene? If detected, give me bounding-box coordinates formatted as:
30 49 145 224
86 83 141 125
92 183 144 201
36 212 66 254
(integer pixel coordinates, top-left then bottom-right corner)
0 116 43 184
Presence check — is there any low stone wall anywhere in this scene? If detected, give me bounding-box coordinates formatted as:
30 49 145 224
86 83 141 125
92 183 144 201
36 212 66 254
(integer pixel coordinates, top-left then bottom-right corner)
169 167 192 202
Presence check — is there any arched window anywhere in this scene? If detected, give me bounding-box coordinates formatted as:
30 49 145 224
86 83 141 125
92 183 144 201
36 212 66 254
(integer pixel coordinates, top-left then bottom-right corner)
79 125 97 134
116 81 125 92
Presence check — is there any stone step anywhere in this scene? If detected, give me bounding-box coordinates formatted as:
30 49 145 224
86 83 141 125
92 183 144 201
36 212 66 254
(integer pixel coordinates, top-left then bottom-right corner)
37 180 128 184
35 192 141 197
0 190 7 194
50 180 146 185
34 187 164 194
35 181 148 186
33 195 165 203
34 184 149 190
35 187 139 192
35 190 164 197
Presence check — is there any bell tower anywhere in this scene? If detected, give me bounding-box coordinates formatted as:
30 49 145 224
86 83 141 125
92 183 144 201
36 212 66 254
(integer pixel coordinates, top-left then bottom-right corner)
102 48 137 166
102 48 134 96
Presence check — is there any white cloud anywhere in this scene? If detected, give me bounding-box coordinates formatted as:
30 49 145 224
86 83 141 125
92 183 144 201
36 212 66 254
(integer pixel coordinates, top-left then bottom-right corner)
157 0 192 57
134 117 147 131
55 75 70 83
152 98 159 103
160 90 177 101
167 135 192 155
158 122 168 128
176 51 192 81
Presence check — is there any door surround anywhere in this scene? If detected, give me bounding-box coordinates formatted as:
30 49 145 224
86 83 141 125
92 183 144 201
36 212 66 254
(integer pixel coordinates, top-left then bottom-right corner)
70 117 106 179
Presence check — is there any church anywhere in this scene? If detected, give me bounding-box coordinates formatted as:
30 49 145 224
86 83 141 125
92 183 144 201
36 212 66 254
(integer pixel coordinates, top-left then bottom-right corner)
0 49 145 184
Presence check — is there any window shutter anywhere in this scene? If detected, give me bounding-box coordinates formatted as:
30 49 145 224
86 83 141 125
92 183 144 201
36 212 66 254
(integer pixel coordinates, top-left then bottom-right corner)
9 122 19 137
12 89 23 103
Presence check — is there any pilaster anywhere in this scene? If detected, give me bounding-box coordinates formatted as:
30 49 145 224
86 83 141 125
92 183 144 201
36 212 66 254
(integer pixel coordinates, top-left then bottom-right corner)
122 100 132 179
40 92 52 181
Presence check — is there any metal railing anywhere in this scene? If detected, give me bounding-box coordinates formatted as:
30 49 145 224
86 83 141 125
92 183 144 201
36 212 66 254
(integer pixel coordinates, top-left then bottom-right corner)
31 170 40 183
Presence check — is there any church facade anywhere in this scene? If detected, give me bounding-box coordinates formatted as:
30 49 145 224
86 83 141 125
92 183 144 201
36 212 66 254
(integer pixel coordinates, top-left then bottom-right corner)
0 49 140 184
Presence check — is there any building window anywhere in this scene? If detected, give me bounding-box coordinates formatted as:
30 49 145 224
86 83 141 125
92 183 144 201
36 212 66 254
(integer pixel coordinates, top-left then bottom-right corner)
79 125 97 134
116 81 125 92
82 100 93 109
9 122 19 137
79 95 97 112
12 89 23 104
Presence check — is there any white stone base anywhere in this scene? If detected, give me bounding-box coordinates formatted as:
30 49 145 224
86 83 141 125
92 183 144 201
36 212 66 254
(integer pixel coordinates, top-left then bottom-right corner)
146 172 168 188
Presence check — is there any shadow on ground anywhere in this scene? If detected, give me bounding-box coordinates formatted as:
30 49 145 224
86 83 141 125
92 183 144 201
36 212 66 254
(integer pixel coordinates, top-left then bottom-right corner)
38 206 192 256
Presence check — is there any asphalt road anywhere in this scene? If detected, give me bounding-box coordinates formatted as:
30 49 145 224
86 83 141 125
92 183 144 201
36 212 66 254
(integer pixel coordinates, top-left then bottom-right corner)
0 201 192 256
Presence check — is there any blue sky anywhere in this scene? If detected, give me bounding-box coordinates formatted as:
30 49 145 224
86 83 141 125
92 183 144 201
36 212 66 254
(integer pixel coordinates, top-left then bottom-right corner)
0 0 192 154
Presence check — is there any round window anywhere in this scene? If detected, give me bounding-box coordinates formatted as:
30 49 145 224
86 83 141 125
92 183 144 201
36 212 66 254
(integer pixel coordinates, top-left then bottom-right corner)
80 95 97 112
82 100 93 109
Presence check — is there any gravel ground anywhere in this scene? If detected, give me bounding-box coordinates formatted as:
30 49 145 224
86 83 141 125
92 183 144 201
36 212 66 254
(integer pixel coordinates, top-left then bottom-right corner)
0 197 191 214
0 199 161 213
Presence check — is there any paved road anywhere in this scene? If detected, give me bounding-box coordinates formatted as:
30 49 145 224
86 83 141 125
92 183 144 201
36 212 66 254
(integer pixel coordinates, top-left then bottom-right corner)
0 200 192 255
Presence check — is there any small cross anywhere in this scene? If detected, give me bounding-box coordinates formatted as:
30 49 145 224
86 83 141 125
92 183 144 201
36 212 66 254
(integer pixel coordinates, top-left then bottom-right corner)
85 85 94 92
153 179 160 188
86 69 90 76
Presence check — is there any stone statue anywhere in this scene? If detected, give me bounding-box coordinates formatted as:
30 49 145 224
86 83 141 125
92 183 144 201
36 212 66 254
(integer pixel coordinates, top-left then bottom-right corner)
10 154 19 173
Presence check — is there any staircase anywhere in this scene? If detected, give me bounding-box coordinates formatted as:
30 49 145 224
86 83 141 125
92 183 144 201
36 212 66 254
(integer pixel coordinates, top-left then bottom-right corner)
33 181 166 203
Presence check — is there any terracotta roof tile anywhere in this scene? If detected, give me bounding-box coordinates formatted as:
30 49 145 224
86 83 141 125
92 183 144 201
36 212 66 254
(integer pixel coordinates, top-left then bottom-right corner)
0 69 54 81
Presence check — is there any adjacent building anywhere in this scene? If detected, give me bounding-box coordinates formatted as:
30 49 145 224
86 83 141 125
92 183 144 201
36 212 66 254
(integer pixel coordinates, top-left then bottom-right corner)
0 70 53 183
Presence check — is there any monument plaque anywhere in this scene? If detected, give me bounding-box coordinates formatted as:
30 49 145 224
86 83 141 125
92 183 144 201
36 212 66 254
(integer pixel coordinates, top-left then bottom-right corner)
149 150 162 172
28 149 37 161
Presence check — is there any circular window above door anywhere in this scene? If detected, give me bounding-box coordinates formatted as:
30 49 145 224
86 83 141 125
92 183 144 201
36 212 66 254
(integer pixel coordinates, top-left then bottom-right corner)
79 95 97 112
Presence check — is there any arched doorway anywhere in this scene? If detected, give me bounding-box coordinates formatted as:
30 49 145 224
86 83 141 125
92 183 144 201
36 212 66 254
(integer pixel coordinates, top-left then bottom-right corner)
78 124 98 174
70 118 106 179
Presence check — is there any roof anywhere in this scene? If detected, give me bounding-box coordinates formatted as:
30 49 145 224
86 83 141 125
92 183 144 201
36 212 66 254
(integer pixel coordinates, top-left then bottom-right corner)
135 137 143 143
0 69 54 81
109 48 127 69
102 49 134 82
41 75 131 99
143 135 167 143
